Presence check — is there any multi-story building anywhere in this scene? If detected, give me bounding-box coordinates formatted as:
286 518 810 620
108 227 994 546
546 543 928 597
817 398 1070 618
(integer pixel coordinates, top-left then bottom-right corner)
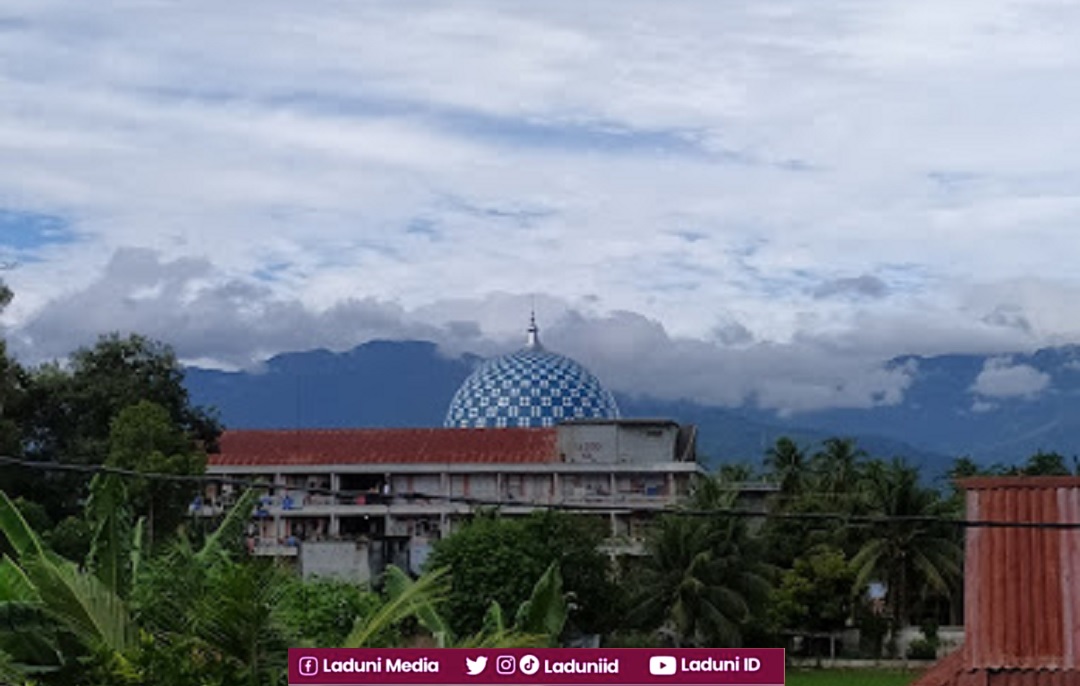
199 317 776 581
203 418 716 581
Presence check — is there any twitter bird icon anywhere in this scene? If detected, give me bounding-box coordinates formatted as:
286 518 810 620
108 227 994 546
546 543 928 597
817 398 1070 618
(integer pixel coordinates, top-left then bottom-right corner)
466 656 488 676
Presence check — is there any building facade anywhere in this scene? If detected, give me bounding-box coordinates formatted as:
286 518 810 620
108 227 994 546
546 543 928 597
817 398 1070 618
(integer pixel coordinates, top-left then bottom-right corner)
202 419 716 581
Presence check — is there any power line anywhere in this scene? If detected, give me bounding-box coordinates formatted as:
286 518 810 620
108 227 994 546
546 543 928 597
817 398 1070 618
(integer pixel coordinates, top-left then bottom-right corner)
3 454 1079 530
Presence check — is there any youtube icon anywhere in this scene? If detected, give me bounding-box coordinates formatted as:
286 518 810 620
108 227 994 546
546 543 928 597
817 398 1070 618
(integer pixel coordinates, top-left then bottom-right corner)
649 656 677 676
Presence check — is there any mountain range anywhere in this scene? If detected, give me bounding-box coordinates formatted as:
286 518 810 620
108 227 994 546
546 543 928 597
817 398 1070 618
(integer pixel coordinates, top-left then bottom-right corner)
183 340 1080 477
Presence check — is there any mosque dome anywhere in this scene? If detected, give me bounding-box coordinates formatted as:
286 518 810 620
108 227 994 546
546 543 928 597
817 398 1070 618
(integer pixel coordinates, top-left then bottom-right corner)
444 316 620 428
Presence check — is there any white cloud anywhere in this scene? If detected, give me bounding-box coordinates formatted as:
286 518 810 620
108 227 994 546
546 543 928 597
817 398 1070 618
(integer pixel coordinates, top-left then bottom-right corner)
3 1 1080 411
971 357 1051 399
5 250 918 414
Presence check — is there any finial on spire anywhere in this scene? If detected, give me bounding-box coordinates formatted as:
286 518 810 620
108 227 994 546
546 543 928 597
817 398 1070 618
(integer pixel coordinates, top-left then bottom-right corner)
526 308 541 349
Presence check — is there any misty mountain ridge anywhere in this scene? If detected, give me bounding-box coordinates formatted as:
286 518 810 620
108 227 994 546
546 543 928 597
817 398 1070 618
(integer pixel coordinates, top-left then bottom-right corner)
183 340 1080 476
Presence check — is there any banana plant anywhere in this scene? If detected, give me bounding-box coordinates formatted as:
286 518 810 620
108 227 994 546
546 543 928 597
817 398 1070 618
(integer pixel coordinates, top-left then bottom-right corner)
343 562 568 649
1 489 136 680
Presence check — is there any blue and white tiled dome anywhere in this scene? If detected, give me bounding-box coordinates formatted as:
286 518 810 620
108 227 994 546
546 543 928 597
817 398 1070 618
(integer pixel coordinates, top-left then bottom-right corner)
444 317 620 428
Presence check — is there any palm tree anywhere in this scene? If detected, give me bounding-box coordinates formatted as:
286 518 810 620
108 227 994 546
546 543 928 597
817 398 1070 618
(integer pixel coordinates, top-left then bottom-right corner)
189 560 292 686
764 437 808 498
811 438 867 508
631 486 771 648
851 459 961 639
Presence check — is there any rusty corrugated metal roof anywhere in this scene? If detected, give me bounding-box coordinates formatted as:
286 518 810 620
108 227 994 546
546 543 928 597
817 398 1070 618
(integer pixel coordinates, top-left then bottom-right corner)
961 477 1080 490
209 428 559 466
915 477 1080 685
911 651 1080 686
960 478 1080 670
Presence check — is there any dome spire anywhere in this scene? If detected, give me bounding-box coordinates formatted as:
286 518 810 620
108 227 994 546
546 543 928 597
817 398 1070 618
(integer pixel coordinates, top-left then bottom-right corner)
526 309 542 350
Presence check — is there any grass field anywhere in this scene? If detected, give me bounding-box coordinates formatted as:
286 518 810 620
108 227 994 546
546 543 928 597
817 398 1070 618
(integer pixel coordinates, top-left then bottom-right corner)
785 668 918 685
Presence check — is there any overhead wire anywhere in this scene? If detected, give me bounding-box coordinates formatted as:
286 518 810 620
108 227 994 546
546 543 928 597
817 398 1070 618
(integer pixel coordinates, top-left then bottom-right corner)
2 454 1077 529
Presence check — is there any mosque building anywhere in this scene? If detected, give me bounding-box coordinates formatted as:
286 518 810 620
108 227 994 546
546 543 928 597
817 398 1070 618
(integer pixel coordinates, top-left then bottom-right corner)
201 316 736 582
444 314 620 428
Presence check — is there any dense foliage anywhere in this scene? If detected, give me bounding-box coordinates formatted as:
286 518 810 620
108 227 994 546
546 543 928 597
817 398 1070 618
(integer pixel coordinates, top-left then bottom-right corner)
425 510 618 638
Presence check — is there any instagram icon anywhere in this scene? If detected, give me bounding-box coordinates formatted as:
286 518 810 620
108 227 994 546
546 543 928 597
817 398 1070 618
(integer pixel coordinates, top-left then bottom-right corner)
299 656 319 676
496 655 516 674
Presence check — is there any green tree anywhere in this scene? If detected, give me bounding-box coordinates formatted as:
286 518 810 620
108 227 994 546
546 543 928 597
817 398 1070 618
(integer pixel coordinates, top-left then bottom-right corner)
716 462 756 483
851 459 961 639
278 577 382 648
18 334 220 520
106 400 207 545
629 483 771 647
1021 450 1071 476
768 545 856 646
0 281 28 498
425 510 617 639
944 456 983 512
44 516 94 565
188 560 292 686
811 437 867 500
764 437 809 497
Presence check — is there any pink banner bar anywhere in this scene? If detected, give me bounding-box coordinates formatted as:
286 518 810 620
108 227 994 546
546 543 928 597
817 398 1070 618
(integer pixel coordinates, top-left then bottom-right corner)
289 648 785 685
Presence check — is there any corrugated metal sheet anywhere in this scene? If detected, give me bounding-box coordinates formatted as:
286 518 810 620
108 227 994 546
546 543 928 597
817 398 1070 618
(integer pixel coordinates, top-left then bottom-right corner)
960 478 1080 670
918 478 1080 686
210 428 559 466
912 659 1080 686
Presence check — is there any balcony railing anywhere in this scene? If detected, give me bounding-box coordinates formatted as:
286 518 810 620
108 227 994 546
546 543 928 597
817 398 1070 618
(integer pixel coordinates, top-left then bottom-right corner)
192 489 678 520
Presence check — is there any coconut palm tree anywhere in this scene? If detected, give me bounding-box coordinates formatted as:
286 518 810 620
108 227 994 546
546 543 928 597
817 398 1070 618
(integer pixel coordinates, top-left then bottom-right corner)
811 437 867 500
851 459 962 637
630 483 771 648
764 437 809 498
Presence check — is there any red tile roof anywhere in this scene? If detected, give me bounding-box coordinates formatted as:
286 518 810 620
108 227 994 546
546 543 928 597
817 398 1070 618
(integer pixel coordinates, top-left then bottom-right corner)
210 428 559 466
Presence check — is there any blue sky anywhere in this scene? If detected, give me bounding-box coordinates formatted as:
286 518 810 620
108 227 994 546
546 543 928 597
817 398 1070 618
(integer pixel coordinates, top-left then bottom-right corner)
2 0 1079 412
0 211 73 255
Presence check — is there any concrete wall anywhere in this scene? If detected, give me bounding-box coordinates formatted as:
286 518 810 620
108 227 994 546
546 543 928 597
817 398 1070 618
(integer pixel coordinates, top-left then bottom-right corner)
469 474 498 499
557 422 679 466
894 625 964 658
391 473 441 496
300 541 371 583
409 539 434 575
837 626 964 659
615 424 678 465
558 423 618 463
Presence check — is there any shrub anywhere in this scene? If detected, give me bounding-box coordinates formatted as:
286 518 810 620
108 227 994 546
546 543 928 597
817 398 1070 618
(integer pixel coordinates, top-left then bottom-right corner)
907 637 938 660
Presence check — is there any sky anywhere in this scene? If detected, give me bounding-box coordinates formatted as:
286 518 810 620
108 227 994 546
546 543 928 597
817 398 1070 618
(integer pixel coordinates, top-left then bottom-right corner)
2 0 1080 414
